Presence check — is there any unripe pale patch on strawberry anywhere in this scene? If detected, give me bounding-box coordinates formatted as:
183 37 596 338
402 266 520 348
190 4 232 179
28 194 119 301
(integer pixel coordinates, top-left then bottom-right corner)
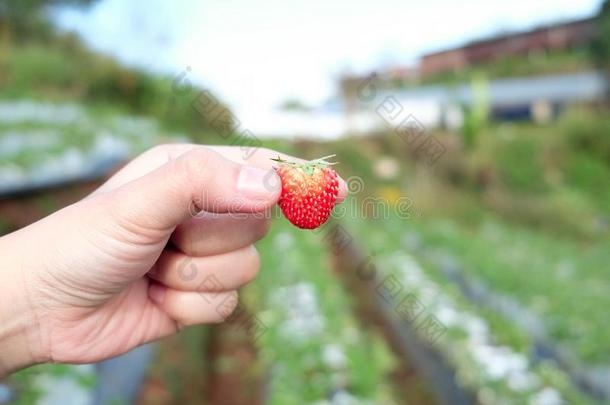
271 154 340 230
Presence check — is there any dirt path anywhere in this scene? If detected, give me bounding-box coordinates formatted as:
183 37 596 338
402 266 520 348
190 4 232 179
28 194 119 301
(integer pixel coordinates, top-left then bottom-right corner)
329 229 474 405
137 329 209 405
203 310 265 405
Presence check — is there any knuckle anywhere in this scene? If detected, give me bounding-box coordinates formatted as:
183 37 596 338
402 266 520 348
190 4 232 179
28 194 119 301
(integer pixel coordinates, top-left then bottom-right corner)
179 148 216 183
171 148 219 207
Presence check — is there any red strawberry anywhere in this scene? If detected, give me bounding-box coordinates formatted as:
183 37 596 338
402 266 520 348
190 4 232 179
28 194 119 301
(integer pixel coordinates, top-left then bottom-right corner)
271 154 340 229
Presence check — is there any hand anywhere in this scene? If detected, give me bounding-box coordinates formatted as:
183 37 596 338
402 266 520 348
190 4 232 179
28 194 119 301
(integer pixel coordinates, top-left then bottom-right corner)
0 144 347 376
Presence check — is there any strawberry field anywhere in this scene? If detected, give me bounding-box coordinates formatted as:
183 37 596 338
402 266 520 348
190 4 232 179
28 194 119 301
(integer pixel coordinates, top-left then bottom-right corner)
2 1 610 403
1 96 610 405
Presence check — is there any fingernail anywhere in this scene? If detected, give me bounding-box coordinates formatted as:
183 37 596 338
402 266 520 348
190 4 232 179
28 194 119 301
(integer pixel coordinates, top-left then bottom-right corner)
237 166 280 197
149 284 166 305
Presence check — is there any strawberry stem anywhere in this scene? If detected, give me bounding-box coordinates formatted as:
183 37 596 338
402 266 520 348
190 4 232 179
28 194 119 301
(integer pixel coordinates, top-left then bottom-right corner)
313 154 336 162
270 154 338 167
270 155 288 164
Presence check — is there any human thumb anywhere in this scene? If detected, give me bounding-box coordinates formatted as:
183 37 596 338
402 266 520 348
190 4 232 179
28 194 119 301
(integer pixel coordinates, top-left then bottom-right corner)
105 146 281 233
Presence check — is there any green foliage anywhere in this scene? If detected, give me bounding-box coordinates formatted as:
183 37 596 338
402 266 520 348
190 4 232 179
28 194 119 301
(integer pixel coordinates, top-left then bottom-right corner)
0 0 97 41
562 109 610 165
3 44 83 92
460 74 490 149
345 215 595 403
558 109 610 211
419 49 592 86
591 0 610 71
11 364 96 405
0 34 228 143
565 152 610 211
0 102 181 174
411 217 610 365
247 221 396 404
495 136 548 193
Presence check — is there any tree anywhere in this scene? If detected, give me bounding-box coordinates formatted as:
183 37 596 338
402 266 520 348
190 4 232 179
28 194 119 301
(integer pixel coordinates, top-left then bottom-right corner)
591 0 610 100
592 0 610 68
0 0 97 41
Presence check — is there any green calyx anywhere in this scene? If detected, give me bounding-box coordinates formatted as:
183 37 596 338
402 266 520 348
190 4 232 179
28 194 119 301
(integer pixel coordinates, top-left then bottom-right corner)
270 154 338 175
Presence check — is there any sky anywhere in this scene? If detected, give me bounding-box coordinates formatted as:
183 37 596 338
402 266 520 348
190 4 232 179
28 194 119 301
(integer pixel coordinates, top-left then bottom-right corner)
56 0 602 115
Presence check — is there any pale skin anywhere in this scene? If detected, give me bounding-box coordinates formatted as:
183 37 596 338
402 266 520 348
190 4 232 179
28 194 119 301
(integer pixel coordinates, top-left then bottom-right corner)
0 144 348 377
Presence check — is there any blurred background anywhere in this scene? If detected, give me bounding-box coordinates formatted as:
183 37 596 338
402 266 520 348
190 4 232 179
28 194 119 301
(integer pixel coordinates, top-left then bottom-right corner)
1 0 609 404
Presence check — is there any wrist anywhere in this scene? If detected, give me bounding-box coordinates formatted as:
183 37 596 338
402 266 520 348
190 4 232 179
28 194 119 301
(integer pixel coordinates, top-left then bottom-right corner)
0 232 46 377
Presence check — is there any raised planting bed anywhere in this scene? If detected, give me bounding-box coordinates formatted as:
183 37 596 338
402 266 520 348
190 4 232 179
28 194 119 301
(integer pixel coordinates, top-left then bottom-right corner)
343 214 595 404
245 221 400 404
